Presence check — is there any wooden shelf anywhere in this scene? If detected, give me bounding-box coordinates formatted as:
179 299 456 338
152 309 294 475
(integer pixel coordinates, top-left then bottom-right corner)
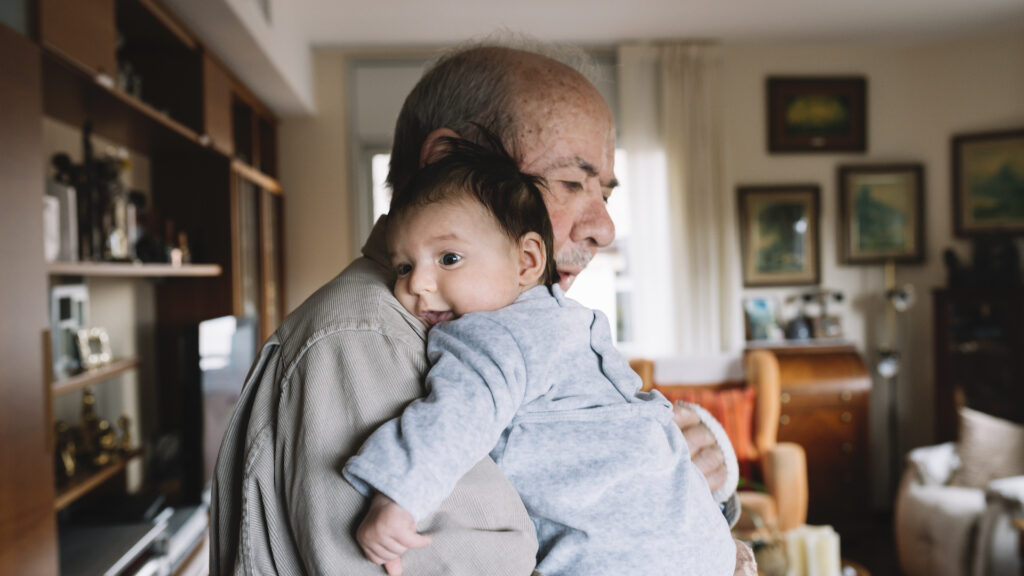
232 159 282 194
54 450 143 511
52 358 140 397
48 261 222 278
42 45 208 156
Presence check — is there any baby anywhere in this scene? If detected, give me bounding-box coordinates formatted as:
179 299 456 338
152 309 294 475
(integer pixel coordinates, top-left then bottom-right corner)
343 138 736 575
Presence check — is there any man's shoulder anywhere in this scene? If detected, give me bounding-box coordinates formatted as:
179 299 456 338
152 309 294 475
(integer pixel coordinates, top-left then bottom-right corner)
274 257 423 364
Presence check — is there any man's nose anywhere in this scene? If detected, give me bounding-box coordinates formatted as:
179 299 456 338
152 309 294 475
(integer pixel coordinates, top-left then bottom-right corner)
574 191 616 249
408 267 435 294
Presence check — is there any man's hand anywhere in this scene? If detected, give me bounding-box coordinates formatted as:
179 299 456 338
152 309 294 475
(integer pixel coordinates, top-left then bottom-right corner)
673 403 727 494
356 493 432 575
734 539 757 576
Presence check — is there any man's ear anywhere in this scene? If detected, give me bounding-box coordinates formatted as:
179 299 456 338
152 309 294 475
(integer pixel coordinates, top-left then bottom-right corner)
420 128 460 167
517 232 547 287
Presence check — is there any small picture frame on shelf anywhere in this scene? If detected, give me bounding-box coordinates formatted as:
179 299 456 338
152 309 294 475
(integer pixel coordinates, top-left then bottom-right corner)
76 327 112 370
952 128 1024 237
738 185 821 287
838 163 925 264
767 76 867 153
50 284 89 378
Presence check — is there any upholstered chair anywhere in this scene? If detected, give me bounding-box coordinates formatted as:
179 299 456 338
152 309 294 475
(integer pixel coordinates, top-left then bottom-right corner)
630 350 809 533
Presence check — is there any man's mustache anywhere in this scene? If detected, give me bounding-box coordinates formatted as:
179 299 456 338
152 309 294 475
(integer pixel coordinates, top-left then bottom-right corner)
556 247 593 269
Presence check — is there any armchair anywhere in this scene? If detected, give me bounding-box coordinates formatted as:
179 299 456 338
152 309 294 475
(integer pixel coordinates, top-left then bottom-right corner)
630 350 808 533
895 408 1024 576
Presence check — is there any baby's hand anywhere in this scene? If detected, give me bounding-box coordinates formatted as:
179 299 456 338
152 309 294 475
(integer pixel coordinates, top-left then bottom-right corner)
356 493 432 576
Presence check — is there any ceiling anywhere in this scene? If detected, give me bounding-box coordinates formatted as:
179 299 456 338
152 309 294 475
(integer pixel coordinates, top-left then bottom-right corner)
291 0 1024 47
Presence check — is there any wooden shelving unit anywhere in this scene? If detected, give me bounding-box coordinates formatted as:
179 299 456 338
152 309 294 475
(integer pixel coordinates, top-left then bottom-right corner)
47 261 222 278
1 0 285 571
51 358 140 397
54 450 143 511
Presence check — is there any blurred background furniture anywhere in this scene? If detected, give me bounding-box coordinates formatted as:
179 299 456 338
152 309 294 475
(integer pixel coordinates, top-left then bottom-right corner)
631 350 808 533
752 343 872 537
895 407 1024 576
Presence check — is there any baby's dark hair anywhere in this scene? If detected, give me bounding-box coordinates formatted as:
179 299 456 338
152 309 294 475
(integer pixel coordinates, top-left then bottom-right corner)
389 136 560 287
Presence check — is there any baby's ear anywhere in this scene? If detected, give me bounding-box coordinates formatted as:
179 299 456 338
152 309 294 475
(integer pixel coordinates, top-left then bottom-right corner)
420 128 460 167
517 232 546 287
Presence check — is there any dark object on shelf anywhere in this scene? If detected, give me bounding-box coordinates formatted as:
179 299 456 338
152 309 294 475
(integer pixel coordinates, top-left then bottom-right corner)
944 237 1022 294
972 236 1021 288
785 315 813 340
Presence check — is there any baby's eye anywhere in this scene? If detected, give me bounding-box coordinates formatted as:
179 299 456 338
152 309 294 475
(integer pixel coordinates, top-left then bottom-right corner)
440 253 462 266
394 263 412 276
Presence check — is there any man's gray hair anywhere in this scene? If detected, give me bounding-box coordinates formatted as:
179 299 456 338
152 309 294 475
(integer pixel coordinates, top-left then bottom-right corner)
386 33 600 197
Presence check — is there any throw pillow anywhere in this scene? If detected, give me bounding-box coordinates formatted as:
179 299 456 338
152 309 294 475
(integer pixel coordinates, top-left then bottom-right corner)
654 385 758 479
951 406 1024 489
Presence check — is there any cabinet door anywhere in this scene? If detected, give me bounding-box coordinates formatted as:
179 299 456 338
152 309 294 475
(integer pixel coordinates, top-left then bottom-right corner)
202 54 233 156
0 24 59 575
39 0 118 77
260 190 284 342
232 174 262 324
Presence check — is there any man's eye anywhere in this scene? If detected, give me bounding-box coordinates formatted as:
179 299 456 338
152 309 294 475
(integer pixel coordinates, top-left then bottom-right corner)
395 263 412 276
561 181 583 192
440 253 462 266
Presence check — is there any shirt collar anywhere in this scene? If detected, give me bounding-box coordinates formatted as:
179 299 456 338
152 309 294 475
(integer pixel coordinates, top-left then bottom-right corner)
361 215 391 268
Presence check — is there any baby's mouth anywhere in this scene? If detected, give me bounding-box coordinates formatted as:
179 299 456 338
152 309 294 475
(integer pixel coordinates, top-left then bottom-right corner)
420 310 453 326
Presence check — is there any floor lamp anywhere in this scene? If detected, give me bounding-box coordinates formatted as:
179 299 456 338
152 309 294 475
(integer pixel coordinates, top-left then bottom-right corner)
879 259 916 497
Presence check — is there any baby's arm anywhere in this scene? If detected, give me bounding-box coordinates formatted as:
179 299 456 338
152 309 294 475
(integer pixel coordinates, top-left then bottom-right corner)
356 492 431 576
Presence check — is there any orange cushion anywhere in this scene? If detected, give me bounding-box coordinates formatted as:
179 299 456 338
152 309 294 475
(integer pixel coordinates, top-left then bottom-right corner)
654 385 758 479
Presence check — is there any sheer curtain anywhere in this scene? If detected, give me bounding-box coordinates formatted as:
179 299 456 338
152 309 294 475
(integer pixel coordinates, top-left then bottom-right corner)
618 43 741 355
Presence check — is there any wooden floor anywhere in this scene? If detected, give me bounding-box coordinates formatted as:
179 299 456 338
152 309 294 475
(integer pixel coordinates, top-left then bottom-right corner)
842 512 903 576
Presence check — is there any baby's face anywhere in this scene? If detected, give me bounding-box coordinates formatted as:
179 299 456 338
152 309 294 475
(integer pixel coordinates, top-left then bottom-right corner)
388 197 526 328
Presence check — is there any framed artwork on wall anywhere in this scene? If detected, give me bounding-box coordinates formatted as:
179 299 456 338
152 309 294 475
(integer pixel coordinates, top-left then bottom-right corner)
952 128 1024 237
838 163 925 264
767 76 867 153
738 185 820 287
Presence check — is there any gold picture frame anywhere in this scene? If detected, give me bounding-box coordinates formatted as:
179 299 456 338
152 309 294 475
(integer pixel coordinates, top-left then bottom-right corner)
738 185 821 287
952 128 1024 237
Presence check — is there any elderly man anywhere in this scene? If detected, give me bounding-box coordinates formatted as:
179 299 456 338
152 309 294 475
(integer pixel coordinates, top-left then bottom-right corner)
212 43 753 575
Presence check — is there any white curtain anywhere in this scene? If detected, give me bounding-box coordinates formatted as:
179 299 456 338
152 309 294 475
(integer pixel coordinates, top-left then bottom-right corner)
618 43 741 355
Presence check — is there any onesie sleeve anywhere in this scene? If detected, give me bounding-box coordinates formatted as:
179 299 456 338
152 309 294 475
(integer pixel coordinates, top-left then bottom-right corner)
683 401 741 525
343 315 528 521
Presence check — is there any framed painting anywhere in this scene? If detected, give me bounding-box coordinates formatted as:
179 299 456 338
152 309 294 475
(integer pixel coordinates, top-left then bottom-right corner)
767 76 867 153
952 128 1024 237
738 185 820 287
838 163 925 264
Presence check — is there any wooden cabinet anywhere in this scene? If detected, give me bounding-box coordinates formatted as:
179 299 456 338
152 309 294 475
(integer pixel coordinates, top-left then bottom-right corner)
39 0 118 77
2 1 285 572
933 288 1024 442
760 344 872 537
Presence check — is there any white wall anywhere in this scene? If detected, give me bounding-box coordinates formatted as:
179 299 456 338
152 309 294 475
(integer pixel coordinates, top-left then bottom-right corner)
279 50 352 311
721 27 1024 506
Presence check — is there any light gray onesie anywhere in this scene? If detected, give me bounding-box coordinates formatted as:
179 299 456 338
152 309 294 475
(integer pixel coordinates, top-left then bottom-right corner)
344 285 736 575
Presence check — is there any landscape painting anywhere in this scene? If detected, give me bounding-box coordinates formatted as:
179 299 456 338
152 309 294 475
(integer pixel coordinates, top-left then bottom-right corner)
768 77 867 153
953 129 1024 236
738 185 820 286
839 164 924 264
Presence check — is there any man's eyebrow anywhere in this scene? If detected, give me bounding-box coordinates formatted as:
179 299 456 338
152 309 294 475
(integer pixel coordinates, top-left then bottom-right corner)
563 157 619 189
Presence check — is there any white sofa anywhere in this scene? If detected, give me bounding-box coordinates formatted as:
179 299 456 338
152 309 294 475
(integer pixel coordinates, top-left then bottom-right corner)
895 442 1023 576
